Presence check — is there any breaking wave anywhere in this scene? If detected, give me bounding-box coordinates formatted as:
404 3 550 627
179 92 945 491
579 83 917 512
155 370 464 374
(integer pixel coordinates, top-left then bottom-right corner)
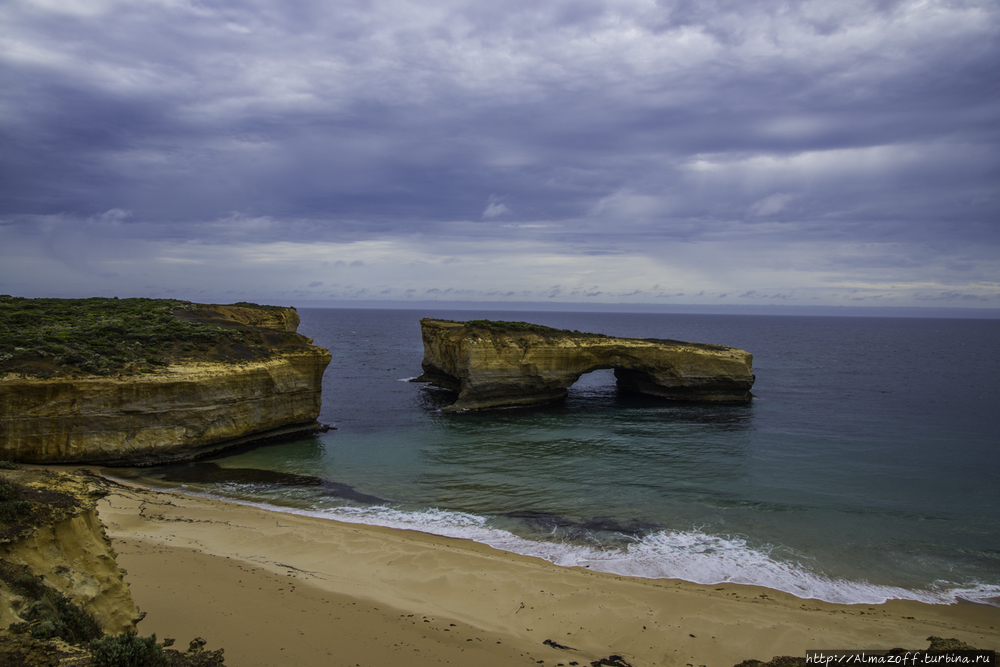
232 498 1000 607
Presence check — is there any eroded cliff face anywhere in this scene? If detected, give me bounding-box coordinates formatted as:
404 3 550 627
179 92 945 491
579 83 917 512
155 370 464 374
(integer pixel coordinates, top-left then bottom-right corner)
414 319 754 411
0 302 331 465
0 468 139 638
173 302 301 333
1 351 330 465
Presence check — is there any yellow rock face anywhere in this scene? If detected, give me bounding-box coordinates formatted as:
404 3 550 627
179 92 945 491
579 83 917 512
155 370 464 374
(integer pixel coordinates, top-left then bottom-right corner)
0 303 331 465
415 319 755 411
0 350 330 465
0 469 140 636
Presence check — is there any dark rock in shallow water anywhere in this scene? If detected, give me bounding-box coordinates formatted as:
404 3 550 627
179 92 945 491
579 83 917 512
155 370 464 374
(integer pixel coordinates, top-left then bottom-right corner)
159 462 324 487
578 517 658 536
504 510 656 539
318 481 389 505
157 462 390 505
504 510 579 530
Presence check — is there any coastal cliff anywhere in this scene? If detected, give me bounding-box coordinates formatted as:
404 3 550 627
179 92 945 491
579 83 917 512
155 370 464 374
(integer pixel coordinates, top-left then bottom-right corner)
0 468 139 639
414 318 755 411
0 467 228 665
0 297 331 465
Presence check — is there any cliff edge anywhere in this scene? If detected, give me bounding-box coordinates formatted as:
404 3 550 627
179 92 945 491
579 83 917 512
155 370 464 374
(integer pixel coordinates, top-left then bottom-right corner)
414 318 754 411
0 297 331 465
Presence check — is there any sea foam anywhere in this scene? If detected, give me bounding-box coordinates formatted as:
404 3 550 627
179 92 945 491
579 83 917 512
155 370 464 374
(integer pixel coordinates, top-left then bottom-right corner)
225 497 1000 608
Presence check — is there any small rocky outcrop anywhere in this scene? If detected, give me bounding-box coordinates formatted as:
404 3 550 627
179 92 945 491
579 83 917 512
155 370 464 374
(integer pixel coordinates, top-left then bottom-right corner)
0 298 331 465
413 319 755 411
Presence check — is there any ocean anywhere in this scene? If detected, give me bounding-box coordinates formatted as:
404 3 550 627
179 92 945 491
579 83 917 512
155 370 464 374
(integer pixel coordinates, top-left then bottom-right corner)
117 308 1000 607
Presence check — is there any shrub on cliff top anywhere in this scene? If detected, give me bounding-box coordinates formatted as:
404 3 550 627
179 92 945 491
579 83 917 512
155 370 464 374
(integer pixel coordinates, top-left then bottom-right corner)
0 479 32 522
0 560 102 645
90 631 169 667
231 301 281 309
461 319 610 338
28 592 104 644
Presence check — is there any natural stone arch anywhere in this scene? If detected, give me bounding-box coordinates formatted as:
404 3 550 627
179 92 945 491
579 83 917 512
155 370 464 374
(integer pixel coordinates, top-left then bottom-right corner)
412 319 755 411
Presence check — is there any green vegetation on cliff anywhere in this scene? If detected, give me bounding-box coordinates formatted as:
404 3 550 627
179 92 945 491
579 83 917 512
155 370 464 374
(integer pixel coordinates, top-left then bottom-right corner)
0 296 302 378
0 557 103 644
0 467 105 645
446 319 609 338
90 630 169 667
0 468 227 665
0 466 87 541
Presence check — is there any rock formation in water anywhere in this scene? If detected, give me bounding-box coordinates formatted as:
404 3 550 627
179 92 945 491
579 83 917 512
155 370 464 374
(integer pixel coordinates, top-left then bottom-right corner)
413 318 754 411
0 298 331 465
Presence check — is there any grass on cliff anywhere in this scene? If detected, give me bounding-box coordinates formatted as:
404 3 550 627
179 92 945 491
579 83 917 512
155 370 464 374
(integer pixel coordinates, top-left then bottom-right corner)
90 631 169 667
0 559 103 645
0 470 104 646
0 468 227 666
0 468 86 541
0 296 293 378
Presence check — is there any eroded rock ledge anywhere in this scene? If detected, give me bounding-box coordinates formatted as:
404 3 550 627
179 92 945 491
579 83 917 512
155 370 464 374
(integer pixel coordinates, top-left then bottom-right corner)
0 299 331 465
413 319 755 411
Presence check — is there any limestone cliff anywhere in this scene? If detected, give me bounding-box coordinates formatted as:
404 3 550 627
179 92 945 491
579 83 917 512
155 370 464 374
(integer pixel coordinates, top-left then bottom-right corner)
0 468 139 638
0 299 331 465
0 468 228 665
414 319 755 411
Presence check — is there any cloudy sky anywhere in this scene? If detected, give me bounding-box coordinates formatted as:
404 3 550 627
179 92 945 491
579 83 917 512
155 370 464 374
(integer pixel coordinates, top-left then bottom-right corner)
2 0 998 311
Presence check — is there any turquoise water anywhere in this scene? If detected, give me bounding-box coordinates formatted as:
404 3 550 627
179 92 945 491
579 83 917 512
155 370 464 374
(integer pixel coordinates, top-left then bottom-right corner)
120 309 1000 606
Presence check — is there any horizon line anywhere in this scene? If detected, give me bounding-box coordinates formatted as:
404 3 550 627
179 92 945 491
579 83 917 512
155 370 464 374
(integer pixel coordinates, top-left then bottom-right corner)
284 299 1000 319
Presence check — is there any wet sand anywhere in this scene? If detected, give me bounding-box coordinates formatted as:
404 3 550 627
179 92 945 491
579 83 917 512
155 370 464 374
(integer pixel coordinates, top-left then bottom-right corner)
94 477 1000 667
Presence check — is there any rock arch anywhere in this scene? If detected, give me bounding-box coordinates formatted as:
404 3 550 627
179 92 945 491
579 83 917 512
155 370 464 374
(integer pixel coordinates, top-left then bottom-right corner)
412 319 755 411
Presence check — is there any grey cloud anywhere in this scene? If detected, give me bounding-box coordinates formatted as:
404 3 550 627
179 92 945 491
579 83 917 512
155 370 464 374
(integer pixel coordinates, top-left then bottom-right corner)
482 196 510 220
1 0 998 308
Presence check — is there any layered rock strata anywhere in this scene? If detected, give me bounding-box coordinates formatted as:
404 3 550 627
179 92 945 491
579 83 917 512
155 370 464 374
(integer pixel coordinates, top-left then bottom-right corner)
414 319 754 411
0 303 331 465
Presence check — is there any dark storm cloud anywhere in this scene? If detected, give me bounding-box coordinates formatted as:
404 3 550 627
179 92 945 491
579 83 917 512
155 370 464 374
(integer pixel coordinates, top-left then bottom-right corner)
1 0 998 306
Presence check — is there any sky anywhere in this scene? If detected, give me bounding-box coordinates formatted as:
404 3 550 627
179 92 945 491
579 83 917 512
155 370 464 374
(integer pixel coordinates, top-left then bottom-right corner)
2 0 998 313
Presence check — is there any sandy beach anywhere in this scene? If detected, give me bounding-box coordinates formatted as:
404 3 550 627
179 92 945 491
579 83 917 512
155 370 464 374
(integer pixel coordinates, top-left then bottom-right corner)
88 472 1000 667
